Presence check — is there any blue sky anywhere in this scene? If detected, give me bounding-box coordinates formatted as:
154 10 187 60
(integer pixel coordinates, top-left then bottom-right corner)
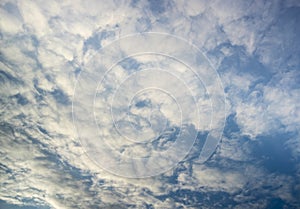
0 0 300 208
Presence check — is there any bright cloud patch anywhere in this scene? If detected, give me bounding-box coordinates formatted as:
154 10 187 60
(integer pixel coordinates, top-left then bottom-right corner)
0 0 299 208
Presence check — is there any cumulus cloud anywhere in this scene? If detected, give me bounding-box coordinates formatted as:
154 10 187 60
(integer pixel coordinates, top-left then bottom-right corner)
0 0 299 208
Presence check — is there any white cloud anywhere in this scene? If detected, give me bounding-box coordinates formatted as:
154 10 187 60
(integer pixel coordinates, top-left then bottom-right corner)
0 0 299 208
0 7 23 34
192 164 245 192
18 0 50 37
228 69 300 138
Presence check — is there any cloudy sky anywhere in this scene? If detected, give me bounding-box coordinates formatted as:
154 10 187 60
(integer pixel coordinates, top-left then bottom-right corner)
0 0 300 208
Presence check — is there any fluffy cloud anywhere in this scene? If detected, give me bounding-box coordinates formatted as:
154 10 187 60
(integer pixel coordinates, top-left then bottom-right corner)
0 0 299 208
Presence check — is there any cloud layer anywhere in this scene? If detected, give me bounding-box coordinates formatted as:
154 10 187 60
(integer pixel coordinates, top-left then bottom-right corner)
0 0 299 208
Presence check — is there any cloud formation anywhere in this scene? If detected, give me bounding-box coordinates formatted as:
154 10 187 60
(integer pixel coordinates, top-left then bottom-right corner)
0 0 299 208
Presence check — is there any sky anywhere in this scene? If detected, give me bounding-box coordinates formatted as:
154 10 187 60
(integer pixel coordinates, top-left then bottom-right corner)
0 0 300 208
